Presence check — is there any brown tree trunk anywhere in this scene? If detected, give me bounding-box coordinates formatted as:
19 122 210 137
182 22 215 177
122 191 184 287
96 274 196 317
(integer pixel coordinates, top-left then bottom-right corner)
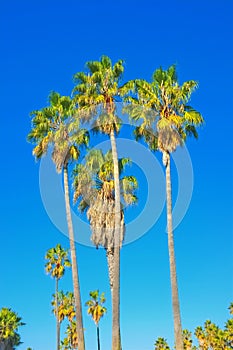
63 165 85 350
164 151 183 350
110 129 121 350
106 247 114 294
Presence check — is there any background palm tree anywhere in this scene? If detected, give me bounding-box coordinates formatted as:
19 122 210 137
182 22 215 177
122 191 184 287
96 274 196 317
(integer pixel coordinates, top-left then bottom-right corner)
61 320 78 350
125 65 203 350
85 290 107 350
52 291 77 350
45 244 71 350
73 55 125 350
73 148 137 293
0 308 24 350
182 329 193 350
28 91 88 350
51 291 76 324
154 337 170 350
154 303 233 350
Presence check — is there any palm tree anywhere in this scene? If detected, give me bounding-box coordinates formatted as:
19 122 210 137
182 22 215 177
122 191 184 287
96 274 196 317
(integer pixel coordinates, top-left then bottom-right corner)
61 320 78 350
52 291 77 350
125 65 203 350
0 308 24 350
85 290 107 350
28 91 88 350
51 291 76 324
154 337 170 350
73 149 137 293
182 329 193 350
73 55 125 350
45 244 71 350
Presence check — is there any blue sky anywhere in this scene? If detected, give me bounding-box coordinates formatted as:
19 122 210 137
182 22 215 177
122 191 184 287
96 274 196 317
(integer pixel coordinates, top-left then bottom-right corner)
0 0 233 349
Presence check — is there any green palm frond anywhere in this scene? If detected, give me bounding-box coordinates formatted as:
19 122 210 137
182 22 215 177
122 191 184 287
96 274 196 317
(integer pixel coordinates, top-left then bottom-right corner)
112 59 124 79
86 60 102 74
119 79 136 97
184 108 203 125
100 55 112 69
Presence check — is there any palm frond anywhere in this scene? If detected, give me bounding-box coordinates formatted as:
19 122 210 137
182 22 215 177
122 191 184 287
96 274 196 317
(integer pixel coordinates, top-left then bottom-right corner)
86 60 102 74
101 55 112 69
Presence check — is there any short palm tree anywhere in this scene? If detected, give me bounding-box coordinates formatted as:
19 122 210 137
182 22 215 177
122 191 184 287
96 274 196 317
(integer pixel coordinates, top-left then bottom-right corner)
45 244 71 350
61 320 78 350
0 308 24 350
125 65 203 350
73 55 125 350
28 91 88 350
51 291 76 324
182 329 193 350
85 290 107 350
73 149 137 293
53 291 77 350
154 337 170 350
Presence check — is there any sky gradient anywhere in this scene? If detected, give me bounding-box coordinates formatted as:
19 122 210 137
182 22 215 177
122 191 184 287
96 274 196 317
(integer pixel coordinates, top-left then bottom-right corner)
0 1 233 349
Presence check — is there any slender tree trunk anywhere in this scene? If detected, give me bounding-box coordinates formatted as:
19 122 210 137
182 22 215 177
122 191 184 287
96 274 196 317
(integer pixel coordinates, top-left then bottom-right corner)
110 129 121 350
97 324 100 350
63 165 85 350
55 278 60 350
106 247 114 295
164 151 183 350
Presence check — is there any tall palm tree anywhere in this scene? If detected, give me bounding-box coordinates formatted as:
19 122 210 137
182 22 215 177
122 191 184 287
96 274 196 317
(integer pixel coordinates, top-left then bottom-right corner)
125 65 203 350
85 290 107 350
45 244 71 350
0 308 24 350
28 91 88 350
73 56 125 350
73 149 137 294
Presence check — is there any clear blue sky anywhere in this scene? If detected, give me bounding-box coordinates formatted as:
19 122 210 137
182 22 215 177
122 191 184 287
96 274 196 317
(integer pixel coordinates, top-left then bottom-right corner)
0 1 233 349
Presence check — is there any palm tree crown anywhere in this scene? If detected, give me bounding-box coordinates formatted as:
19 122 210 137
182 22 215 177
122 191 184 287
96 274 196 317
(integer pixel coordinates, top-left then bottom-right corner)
0 308 24 349
73 148 138 249
85 290 107 326
45 244 71 280
73 55 124 134
28 91 88 171
125 65 203 155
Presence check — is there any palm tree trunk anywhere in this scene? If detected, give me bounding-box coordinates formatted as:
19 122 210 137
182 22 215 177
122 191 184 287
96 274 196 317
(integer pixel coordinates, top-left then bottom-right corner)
97 324 100 350
106 247 114 294
63 165 85 350
164 151 183 350
55 278 60 350
110 129 121 350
